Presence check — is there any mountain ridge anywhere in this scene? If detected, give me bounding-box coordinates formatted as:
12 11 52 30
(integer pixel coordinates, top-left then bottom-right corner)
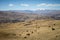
0 10 60 23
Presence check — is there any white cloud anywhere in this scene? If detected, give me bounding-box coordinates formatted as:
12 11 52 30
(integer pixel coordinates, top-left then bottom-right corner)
18 8 47 11
37 3 46 6
20 4 29 7
9 4 14 7
37 3 60 6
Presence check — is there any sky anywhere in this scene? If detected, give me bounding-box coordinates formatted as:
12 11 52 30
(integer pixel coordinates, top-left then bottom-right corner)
0 0 60 10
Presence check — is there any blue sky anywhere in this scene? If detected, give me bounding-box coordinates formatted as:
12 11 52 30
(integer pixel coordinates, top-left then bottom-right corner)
0 0 60 10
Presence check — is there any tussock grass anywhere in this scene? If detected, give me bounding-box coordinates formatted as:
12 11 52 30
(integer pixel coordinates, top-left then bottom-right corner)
0 20 60 40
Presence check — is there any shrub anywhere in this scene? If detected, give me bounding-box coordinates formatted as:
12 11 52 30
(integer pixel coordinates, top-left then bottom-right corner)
31 31 33 33
24 23 30 26
26 33 30 36
48 26 51 27
53 24 55 26
24 36 27 38
52 28 55 30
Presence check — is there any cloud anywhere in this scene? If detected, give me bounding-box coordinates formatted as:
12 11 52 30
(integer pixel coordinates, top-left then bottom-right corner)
18 7 46 10
20 4 29 7
37 3 60 6
9 4 14 7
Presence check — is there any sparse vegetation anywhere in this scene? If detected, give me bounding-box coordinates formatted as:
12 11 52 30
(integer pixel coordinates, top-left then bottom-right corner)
0 11 60 40
0 20 60 40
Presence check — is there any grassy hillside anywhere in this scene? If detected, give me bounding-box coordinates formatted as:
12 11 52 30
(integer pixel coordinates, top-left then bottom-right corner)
0 20 60 40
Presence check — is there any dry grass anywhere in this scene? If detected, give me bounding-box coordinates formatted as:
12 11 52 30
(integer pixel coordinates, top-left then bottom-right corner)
0 19 60 40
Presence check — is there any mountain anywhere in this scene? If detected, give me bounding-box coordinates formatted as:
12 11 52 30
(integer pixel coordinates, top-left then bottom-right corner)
9 10 60 15
9 10 33 13
0 10 60 23
0 11 38 23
